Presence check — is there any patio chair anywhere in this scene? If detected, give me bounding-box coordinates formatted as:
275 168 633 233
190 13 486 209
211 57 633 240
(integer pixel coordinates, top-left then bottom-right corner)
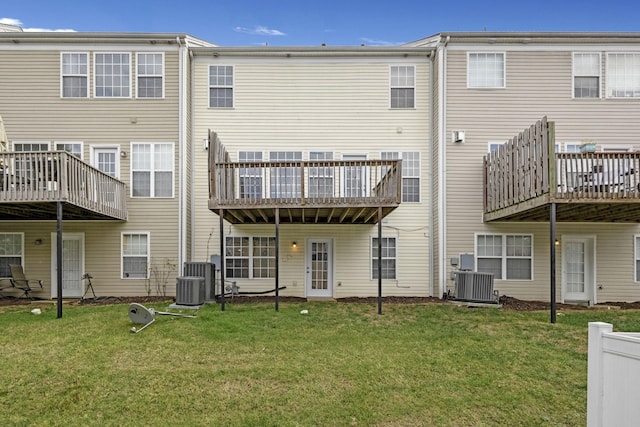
9 264 43 299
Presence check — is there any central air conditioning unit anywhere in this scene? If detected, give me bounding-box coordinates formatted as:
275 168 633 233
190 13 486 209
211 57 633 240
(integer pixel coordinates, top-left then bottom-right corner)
175 276 205 306
183 262 216 302
453 271 498 304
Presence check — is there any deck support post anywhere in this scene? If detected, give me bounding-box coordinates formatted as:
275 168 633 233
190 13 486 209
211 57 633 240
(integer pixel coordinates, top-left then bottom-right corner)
219 209 225 311
378 206 383 315
275 207 280 312
550 202 557 324
56 201 63 319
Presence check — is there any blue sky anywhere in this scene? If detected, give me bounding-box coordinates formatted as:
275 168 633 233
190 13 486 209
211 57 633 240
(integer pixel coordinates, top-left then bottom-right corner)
2 0 640 46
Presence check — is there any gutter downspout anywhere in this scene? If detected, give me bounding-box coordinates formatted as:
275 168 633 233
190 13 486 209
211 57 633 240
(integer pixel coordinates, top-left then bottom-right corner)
177 36 187 267
437 36 449 298
428 55 434 297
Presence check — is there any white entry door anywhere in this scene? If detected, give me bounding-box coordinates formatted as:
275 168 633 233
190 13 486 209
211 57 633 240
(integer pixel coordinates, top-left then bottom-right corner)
306 239 333 297
51 233 85 298
562 236 595 303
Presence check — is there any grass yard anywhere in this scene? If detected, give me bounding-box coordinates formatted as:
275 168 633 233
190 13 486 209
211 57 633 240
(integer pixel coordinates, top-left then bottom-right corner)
1 300 639 426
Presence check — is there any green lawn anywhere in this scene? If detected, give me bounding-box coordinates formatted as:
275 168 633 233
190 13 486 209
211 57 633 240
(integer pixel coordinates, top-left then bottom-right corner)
1 301 638 426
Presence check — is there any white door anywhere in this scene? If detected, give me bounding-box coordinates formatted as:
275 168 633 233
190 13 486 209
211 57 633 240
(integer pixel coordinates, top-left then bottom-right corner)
51 233 85 298
306 239 333 297
562 236 595 303
342 154 369 197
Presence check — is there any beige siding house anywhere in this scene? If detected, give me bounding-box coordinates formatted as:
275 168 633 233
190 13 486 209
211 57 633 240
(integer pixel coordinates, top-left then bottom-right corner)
0 30 211 299
191 46 433 299
410 33 640 304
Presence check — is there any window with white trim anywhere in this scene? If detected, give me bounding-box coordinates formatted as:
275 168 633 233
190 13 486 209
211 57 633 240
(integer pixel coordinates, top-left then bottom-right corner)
372 237 396 279
61 53 88 98
122 233 149 279
137 53 164 98
573 53 600 98
607 53 640 98
55 142 83 159
476 234 532 280
92 147 119 178
270 151 302 198
131 143 174 198
468 52 505 88
239 151 263 199
0 233 23 278
209 65 233 108
309 152 334 198
390 65 415 108
382 151 420 203
225 236 276 279
94 53 131 98
635 236 640 282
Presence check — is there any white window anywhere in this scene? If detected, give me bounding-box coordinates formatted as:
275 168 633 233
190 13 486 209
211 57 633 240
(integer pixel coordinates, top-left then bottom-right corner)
372 237 396 279
309 152 334 198
476 234 532 280
0 233 23 278
137 53 164 98
390 65 415 108
131 143 174 198
468 52 505 88
55 142 83 159
61 53 88 98
573 53 600 98
635 235 640 282
239 151 263 199
122 233 149 279
382 152 420 203
270 151 302 198
94 53 131 98
225 236 275 279
13 142 50 152
209 65 233 108
13 142 50 178
607 53 640 98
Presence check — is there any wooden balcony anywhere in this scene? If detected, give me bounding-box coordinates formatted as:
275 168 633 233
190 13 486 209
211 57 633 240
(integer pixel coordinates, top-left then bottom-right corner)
484 117 640 223
208 134 401 224
0 151 127 220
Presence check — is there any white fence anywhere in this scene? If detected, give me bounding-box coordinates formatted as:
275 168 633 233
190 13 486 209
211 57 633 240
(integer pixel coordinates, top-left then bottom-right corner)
587 322 640 426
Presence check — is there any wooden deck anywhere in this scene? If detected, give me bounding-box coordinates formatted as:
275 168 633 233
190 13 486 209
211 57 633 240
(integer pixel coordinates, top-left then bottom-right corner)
484 117 640 222
207 133 401 224
0 151 127 220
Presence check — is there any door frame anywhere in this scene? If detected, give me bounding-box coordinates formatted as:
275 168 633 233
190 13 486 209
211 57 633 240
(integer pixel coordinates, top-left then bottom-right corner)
50 232 85 298
305 238 334 298
561 234 596 304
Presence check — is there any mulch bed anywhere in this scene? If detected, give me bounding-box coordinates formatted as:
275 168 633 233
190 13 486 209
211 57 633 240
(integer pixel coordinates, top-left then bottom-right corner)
3 294 640 311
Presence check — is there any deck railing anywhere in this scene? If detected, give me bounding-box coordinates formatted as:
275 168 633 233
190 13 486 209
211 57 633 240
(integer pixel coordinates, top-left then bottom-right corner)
0 151 127 219
484 117 640 215
209 159 402 207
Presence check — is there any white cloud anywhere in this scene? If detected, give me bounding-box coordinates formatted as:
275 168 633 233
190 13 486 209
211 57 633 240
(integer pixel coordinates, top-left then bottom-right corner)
360 37 404 47
234 26 286 36
0 17 75 32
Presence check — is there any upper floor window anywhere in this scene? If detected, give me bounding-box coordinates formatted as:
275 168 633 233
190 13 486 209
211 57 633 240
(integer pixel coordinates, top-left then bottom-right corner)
61 53 88 98
137 53 164 98
55 142 83 159
209 66 233 108
270 151 302 198
309 152 334 198
607 53 640 98
573 53 600 98
131 143 174 198
468 52 505 88
381 151 421 202
476 233 532 280
390 66 415 109
0 233 23 278
95 53 131 98
239 151 263 199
